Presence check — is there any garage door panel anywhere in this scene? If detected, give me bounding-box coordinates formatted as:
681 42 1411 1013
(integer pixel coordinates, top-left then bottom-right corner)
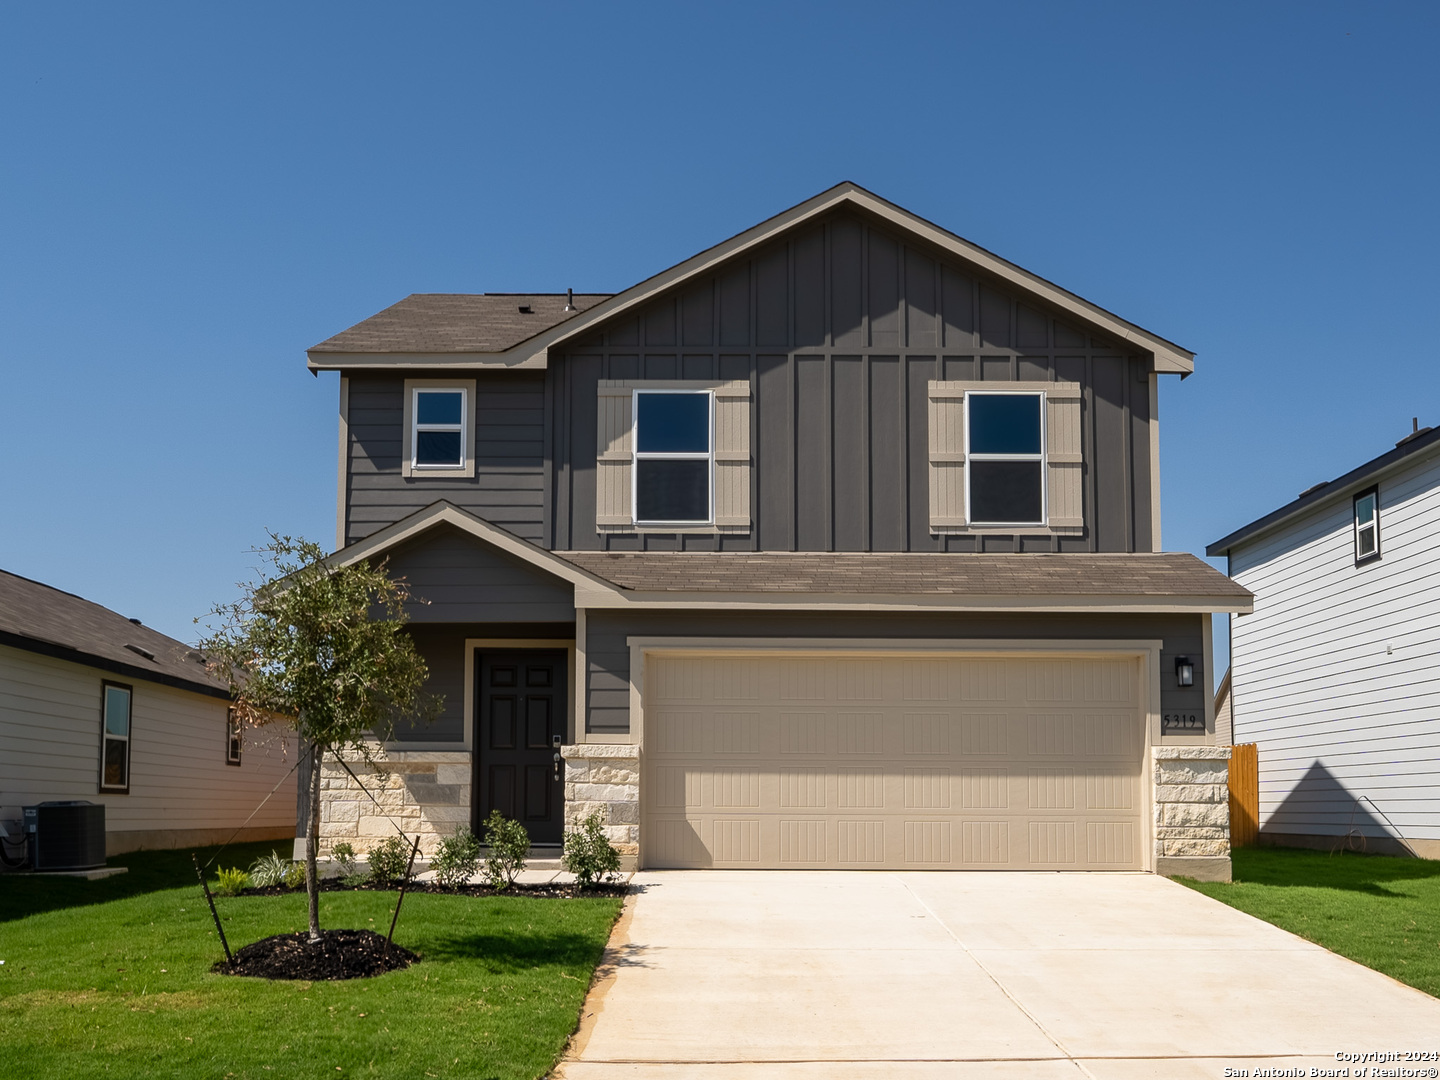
643 654 1144 871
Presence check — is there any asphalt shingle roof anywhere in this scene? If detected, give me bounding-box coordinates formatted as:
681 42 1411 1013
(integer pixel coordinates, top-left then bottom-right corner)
0 570 229 697
309 293 612 354
557 551 1251 600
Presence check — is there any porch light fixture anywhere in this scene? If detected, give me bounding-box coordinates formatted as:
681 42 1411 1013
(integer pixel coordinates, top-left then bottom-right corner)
1174 656 1195 688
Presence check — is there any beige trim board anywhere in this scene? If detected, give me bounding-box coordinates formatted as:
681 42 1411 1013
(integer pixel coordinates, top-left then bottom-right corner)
307 351 550 372
336 376 349 551
1149 372 1162 551
306 183 1194 375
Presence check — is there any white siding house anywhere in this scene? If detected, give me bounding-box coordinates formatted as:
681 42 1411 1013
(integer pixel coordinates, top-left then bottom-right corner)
0 570 296 863
1209 427 1440 859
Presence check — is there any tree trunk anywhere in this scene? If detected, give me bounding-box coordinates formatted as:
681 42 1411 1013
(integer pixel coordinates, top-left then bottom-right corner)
306 741 324 942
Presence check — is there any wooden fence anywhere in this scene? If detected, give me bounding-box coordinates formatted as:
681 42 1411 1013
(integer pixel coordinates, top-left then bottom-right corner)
1229 743 1259 847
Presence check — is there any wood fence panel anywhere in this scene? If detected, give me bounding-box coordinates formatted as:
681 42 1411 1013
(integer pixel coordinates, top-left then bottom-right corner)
1229 743 1259 847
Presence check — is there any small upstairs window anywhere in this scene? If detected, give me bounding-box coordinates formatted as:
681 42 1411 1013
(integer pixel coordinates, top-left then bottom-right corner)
1354 486 1380 565
100 682 132 793
967 392 1045 525
412 388 466 468
634 390 712 524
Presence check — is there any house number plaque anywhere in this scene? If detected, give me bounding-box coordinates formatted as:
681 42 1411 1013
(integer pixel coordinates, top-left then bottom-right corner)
1162 712 1203 734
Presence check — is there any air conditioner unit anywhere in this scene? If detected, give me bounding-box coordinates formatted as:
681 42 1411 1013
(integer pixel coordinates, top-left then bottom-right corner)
23 801 106 871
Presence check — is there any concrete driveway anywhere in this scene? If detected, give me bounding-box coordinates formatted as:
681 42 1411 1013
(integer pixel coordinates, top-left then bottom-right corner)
555 871 1440 1079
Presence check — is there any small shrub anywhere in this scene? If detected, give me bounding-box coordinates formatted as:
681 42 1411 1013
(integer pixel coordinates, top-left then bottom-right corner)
249 850 301 889
481 811 530 890
214 867 250 896
562 811 622 889
329 842 358 878
282 860 307 889
367 835 412 885
431 824 481 888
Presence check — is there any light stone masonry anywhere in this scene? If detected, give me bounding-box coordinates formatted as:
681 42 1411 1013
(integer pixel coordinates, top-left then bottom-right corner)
1153 745 1232 882
562 743 639 869
316 746 472 859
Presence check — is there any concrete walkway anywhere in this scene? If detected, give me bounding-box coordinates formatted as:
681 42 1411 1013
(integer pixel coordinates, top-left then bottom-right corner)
555 871 1440 1079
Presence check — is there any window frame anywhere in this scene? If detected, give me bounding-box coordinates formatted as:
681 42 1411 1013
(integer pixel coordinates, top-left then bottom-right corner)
99 681 132 794
400 379 477 478
964 389 1048 527
225 707 242 766
410 386 468 471
631 388 715 527
1353 485 1381 566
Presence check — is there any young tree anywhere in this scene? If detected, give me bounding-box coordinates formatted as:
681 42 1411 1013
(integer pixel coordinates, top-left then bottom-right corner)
199 534 436 942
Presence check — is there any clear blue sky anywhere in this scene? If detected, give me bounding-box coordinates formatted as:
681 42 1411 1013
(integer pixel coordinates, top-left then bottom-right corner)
3 3 1437 679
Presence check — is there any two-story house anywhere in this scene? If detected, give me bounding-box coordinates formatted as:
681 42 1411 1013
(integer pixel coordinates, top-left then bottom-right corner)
306 183 1250 881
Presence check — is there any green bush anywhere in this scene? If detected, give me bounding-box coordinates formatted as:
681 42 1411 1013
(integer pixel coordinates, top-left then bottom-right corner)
481 811 530 890
367 835 412 885
214 867 250 896
329 841 358 877
248 850 303 889
431 824 481 888
561 811 621 889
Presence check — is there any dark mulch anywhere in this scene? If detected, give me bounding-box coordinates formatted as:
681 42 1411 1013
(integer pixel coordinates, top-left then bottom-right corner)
217 929 419 980
238 879 630 899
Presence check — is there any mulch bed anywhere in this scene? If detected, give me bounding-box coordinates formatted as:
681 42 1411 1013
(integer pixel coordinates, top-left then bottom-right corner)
217 929 418 980
238 880 630 899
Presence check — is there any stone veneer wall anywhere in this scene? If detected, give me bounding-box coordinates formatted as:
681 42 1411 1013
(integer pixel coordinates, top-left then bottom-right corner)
1153 745 1232 882
562 743 639 868
317 749 471 859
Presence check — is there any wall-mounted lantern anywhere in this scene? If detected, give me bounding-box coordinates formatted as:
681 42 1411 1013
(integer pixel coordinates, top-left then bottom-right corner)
1174 656 1195 688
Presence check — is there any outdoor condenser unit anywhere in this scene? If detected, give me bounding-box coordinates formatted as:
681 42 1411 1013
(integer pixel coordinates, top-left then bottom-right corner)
23 801 106 871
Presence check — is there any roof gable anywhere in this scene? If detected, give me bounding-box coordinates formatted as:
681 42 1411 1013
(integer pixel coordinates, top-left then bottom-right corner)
307 183 1193 374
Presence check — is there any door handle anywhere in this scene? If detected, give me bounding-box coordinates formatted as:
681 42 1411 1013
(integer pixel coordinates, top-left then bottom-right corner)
552 751 561 781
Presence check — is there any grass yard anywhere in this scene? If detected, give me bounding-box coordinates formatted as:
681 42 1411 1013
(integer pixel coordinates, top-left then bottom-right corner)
1178 845 1440 998
0 842 623 1080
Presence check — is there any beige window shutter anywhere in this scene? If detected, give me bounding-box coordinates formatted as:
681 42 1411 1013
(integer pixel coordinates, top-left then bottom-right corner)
713 381 751 528
1046 384 1083 528
927 382 967 529
596 383 633 527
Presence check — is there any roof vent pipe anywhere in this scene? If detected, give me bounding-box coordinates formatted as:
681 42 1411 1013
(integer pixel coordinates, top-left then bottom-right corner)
564 288 575 313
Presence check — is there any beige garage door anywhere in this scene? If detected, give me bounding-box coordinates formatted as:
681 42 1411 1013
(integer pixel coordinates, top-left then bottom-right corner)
642 653 1146 870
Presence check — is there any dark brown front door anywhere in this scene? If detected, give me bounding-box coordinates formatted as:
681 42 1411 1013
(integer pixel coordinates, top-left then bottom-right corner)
474 650 566 845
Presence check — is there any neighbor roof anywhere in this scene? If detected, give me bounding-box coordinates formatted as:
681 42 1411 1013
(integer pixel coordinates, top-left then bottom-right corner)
307 182 1195 374
0 570 229 698
1207 423 1440 557
309 293 612 355
561 551 1250 607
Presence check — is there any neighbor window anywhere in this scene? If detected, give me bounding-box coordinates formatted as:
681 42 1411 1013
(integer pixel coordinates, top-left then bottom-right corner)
967 392 1045 525
226 708 242 766
633 390 713 524
100 682 132 792
1354 486 1380 565
412 388 466 468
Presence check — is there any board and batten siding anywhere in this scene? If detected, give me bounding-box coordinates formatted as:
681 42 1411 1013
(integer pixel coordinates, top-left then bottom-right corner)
1229 447 1440 850
345 372 546 545
0 644 296 854
548 209 1157 554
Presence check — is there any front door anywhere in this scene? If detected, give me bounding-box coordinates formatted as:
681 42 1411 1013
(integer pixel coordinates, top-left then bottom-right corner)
474 650 567 845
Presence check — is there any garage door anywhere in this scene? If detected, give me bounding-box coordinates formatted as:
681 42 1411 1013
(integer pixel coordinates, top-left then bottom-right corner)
642 653 1145 870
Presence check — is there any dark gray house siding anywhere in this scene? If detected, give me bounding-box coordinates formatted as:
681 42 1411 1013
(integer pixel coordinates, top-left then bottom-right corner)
584 610 1206 736
382 526 575 623
346 372 546 545
547 209 1155 554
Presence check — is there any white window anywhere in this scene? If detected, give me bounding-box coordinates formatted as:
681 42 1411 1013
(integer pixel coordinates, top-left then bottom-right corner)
633 390 713 525
226 708 242 766
1354 486 1380 565
100 683 131 793
966 391 1046 526
411 388 466 469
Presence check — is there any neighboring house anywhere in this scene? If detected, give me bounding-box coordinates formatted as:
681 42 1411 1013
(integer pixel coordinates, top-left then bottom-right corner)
0 569 296 862
307 182 1251 881
1209 423 1440 860
1214 667 1232 745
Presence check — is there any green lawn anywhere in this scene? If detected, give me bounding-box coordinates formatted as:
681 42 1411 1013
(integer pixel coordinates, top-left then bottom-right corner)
0 842 623 1080
1178 846 1440 998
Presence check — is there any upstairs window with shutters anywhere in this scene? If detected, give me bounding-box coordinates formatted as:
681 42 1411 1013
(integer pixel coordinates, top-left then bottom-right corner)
928 381 1083 533
596 379 751 532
